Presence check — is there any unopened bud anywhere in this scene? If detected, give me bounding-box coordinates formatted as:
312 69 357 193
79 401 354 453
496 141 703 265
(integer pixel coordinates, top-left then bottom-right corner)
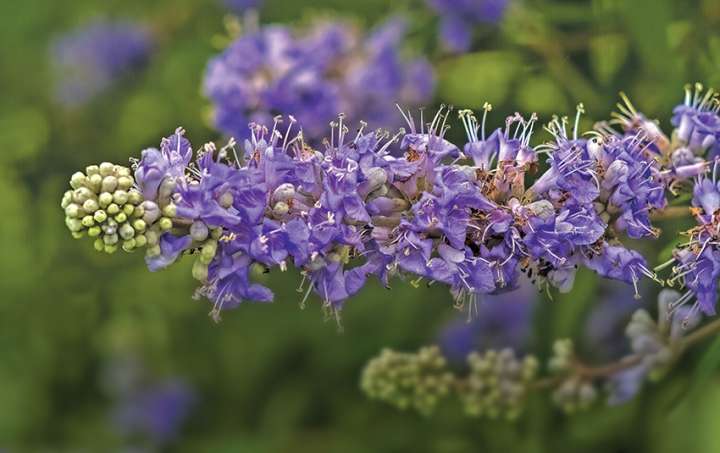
61 191 73 209
88 174 103 192
73 187 94 204
122 238 136 252
192 259 209 282
103 233 119 245
81 215 95 228
113 190 128 206
101 176 118 193
134 234 147 247
122 204 134 216
93 238 104 251
99 162 115 177
93 210 107 223
158 217 173 231
132 219 147 232
65 204 82 218
272 201 289 217
127 190 143 205
107 203 120 215
162 203 176 218
142 201 161 224
86 165 100 176
98 192 113 208
200 240 217 264
272 183 295 202
87 226 102 237
117 176 134 191
190 221 208 241
219 191 234 208
119 223 135 240
146 244 161 257
114 212 127 223
104 244 118 254
70 172 87 189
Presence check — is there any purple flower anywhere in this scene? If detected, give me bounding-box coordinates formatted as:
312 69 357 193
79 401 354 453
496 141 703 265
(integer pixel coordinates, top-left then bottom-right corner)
223 0 262 13
671 84 720 155
51 20 153 106
585 244 656 298
146 233 193 271
135 128 193 200
427 0 509 52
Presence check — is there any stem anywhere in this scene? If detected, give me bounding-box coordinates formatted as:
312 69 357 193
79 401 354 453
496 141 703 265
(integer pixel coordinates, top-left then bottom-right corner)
651 206 691 221
680 317 720 351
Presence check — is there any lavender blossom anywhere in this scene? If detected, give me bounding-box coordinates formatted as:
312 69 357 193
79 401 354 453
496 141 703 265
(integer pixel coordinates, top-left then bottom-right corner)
51 20 153 106
427 0 509 52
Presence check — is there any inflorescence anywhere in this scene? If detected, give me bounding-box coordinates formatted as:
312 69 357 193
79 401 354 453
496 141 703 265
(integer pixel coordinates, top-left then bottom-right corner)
61 84 720 324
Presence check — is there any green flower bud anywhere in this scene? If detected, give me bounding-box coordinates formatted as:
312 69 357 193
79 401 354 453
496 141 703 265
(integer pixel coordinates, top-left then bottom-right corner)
65 203 82 218
87 226 102 237
118 223 135 240
200 240 217 264
99 162 115 177
132 204 145 218
134 234 147 248
81 215 95 227
113 190 128 206
211 228 222 239
103 233 119 245
158 177 177 203
158 217 173 231
107 203 120 215
71 231 85 239
219 191 234 208
101 176 118 193
192 259 209 282
122 238 136 252
190 221 208 241
162 203 176 218
72 187 94 204
116 166 131 177
104 244 118 254
88 174 103 193
93 238 104 251
146 244 161 257
132 219 147 233
93 209 108 223
70 172 87 189
273 201 289 217
114 212 127 223
117 176 134 191
98 192 113 208
127 189 142 205
145 229 159 246
82 199 99 213
86 165 100 176
122 204 135 216
61 190 73 209
142 201 161 224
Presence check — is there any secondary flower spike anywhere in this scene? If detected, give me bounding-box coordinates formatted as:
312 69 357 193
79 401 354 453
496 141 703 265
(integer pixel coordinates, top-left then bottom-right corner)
62 86 720 320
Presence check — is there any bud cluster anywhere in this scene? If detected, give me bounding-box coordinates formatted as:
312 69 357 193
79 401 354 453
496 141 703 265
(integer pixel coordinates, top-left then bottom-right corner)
61 163 149 254
547 339 598 413
459 349 538 420
360 346 454 416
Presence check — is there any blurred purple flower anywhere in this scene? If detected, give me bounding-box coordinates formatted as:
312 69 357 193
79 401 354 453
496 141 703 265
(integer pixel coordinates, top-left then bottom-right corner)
223 0 262 13
427 0 509 52
51 20 153 106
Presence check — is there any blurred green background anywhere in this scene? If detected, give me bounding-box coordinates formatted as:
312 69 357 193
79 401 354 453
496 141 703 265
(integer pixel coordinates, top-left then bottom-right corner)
2 0 720 451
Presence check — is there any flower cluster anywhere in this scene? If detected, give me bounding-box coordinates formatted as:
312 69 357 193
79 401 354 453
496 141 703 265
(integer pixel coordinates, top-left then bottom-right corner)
203 18 434 142
426 0 509 52
51 20 153 106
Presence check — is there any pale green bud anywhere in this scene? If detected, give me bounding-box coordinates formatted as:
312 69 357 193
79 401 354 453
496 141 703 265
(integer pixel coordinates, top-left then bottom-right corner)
158 217 173 231
113 190 128 206
219 191 234 208
98 192 113 208
103 233 119 245
192 259 209 282
119 223 134 240
158 177 177 202
65 204 82 218
71 231 85 239
104 244 118 254
127 190 143 205
190 221 208 241
87 226 102 237
86 165 100 176
72 187 94 204
61 190 73 209
88 174 103 192
93 238 104 252
107 203 120 215
122 238 136 252
132 204 145 218
122 204 135 216
93 210 108 223
142 201 161 224
116 166 131 177
145 229 159 246
101 176 118 193
146 244 161 257
210 228 222 239
273 201 289 217
132 219 147 232
117 176 134 191
272 183 295 202
114 212 127 223
70 172 87 189
162 203 176 218
82 199 99 213
99 162 115 177
81 215 95 227
200 240 217 264
134 234 147 248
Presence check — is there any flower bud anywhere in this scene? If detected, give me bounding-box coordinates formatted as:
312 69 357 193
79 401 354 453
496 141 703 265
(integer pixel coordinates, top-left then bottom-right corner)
86 165 100 176
81 215 95 228
200 240 217 264
114 212 127 223
93 210 107 223
82 199 99 213
192 259 209 282
99 162 115 177
158 177 177 203
162 203 176 218
117 176 134 191
72 187 94 204
107 203 120 215
93 238 104 252
71 231 85 239
127 190 143 205
65 204 82 218
142 201 161 224
190 221 208 241
113 190 128 206
87 226 101 237
272 183 295 202
145 229 159 246
119 223 135 240
103 233 119 245
122 204 134 216
146 244 161 257
134 234 147 247
132 204 145 218
61 191 73 209
219 191 234 208
272 201 289 217
116 166 131 178
104 244 118 254
158 217 173 231
88 174 103 192
70 172 87 189
101 176 118 193
132 219 147 233
122 238 136 252
98 192 113 208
